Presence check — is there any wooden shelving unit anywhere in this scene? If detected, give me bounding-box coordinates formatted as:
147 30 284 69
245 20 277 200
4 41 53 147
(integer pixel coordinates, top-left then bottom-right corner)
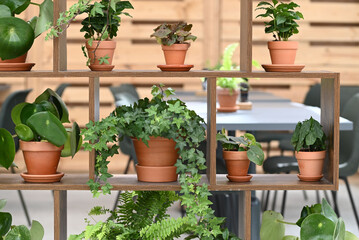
0 0 340 239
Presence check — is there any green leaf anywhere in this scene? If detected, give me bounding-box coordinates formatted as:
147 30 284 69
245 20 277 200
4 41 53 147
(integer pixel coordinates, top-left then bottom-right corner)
0 199 6 210
260 211 285 240
345 231 359 240
0 5 11 17
0 0 28 14
30 220 44 240
0 212 12 237
34 0 53 38
276 15 287 25
247 145 264 166
28 16 38 32
70 122 81 158
5 225 31 240
11 102 29 126
38 100 60 119
300 214 335 240
20 103 45 125
282 236 299 240
322 198 338 223
0 128 15 169
15 124 34 141
13 0 30 15
334 218 346 240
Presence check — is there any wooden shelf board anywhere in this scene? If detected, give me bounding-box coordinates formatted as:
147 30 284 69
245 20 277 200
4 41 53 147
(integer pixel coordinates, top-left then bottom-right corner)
0 70 338 78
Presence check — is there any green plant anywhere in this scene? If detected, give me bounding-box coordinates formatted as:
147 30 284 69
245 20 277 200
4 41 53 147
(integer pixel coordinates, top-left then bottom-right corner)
255 0 304 41
150 22 197 46
0 0 53 60
0 199 44 239
0 88 82 170
216 128 264 166
291 117 326 152
260 198 359 240
81 84 240 239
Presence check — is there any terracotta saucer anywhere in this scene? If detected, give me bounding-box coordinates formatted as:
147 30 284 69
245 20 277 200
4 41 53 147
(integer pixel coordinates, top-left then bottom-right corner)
217 106 239 113
157 64 194 72
136 165 178 182
226 174 253 182
20 172 64 183
297 174 323 182
89 64 114 71
0 63 35 71
262 64 305 72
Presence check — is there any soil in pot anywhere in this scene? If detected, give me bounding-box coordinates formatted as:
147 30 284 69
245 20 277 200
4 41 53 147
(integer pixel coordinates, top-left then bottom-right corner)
86 40 116 71
217 88 239 112
161 44 190 65
223 150 252 182
295 150 326 182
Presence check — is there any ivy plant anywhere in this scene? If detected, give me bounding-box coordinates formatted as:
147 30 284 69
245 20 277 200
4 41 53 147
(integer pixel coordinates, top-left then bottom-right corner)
150 22 197 46
81 84 240 239
291 117 326 152
0 199 44 239
255 0 304 41
260 198 359 240
216 128 264 166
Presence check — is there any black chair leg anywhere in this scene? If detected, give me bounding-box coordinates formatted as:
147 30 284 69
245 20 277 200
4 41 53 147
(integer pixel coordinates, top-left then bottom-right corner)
302 190 308 201
17 190 31 226
266 142 271 157
281 190 287 217
112 190 122 212
124 157 133 174
331 190 340 217
323 190 331 205
271 190 277 211
342 177 359 229
263 191 271 211
316 190 320 204
261 190 266 210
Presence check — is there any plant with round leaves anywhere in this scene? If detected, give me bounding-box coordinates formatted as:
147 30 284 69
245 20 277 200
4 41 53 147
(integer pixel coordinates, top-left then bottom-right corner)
0 88 82 170
150 22 197 46
216 128 264 166
0 199 44 239
255 0 304 41
0 0 53 60
291 117 327 152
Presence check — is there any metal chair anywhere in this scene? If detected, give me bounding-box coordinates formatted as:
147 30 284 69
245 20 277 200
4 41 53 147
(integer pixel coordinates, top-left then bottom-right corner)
0 89 32 226
55 83 70 97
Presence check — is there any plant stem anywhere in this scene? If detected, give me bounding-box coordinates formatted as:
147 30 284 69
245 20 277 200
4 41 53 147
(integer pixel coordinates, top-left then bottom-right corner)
276 219 297 225
30 2 41 6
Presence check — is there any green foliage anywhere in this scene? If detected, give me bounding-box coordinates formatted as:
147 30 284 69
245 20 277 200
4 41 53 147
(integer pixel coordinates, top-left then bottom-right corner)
0 88 82 170
255 0 304 41
260 198 359 240
216 128 264 166
291 117 326 152
98 55 110 65
0 0 53 60
150 22 197 46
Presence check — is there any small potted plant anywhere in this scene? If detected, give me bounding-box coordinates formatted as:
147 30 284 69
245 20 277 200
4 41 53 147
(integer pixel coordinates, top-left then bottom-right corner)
291 117 327 181
46 0 134 71
255 0 304 71
150 22 197 71
0 0 53 70
216 128 264 182
0 88 82 183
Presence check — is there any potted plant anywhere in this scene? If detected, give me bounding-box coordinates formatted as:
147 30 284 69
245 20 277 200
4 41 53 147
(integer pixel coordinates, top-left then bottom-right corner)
0 0 53 70
150 22 197 71
255 0 304 71
291 117 327 181
0 199 45 239
0 88 82 183
46 0 134 71
260 198 359 240
216 128 264 182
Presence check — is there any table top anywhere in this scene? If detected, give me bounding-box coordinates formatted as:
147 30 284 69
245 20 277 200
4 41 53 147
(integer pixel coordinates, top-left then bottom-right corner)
186 101 353 131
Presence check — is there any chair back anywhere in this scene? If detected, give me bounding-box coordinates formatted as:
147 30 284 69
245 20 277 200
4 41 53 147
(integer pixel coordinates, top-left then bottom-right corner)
303 84 321 107
55 83 70 97
0 89 32 151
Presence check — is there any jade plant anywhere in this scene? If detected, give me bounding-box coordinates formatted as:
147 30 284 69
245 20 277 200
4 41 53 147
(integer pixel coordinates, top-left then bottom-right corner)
0 0 53 60
216 128 264 166
0 88 81 169
255 0 304 41
150 22 197 46
291 117 327 152
260 198 359 240
0 199 44 239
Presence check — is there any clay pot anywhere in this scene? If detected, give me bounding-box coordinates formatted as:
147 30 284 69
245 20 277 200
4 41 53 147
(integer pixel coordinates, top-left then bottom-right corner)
217 88 239 108
0 53 27 63
136 165 177 182
268 41 298 64
295 150 326 181
223 150 250 176
161 44 190 65
85 40 116 71
20 141 64 175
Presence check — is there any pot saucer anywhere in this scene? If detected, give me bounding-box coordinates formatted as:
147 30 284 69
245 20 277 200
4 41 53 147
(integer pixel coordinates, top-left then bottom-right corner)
297 174 323 182
89 64 114 71
262 64 305 72
227 174 253 182
217 106 239 113
20 172 64 183
0 63 35 71
157 64 194 72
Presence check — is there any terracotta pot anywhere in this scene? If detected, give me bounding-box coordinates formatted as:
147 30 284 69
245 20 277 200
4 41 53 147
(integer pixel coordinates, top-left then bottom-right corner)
135 165 177 182
20 141 64 175
295 150 326 180
85 40 116 71
223 150 250 176
268 41 298 64
161 44 190 65
0 53 27 63
217 88 239 108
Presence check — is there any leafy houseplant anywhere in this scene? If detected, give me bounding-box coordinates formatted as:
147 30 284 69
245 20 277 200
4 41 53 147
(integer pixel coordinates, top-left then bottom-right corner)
0 199 44 239
150 22 197 69
255 0 304 65
260 198 359 240
291 117 327 181
0 0 53 65
0 88 81 182
46 0 134 71
216 128 264 182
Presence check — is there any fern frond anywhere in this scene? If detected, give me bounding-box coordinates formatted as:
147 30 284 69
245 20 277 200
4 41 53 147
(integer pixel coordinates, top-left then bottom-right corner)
221 43 239 70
